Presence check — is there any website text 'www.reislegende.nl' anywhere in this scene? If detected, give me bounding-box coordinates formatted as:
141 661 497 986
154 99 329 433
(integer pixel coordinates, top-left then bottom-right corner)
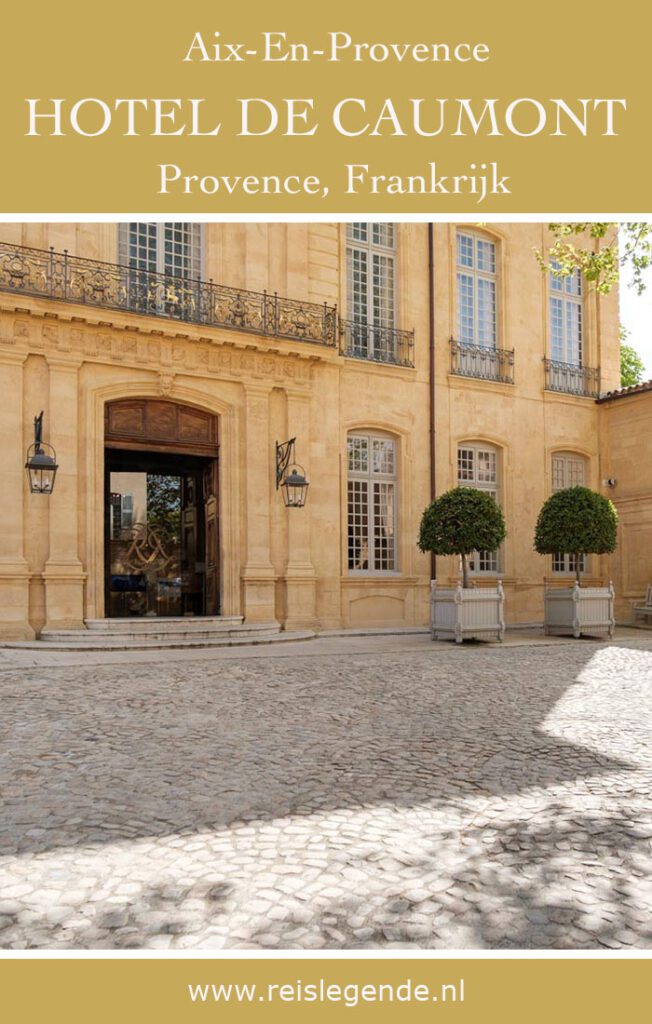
188 976 465 1009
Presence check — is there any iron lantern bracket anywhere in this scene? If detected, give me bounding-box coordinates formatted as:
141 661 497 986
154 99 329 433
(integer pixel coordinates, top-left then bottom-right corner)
275 438 296 490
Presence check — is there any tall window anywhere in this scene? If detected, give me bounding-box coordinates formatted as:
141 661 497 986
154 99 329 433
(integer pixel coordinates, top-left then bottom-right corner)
346 224 396 359
456 231 497 349
457 443 500 573
347 433 397 572
551 452 588 574
549 266 582 366
118 223 202 280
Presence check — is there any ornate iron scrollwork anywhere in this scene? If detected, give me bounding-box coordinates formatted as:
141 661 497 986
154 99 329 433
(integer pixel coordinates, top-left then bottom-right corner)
0 241 339 349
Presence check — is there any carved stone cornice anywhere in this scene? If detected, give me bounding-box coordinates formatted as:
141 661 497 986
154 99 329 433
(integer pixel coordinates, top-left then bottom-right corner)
0 305 321 390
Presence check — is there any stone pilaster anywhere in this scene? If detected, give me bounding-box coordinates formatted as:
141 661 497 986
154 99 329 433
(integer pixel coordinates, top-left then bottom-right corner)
241 384 277 624
0 352 32 639
43 359 86 630
282 389 317 630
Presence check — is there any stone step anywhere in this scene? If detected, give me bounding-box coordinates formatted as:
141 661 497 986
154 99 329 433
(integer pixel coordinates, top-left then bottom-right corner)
83 616 244 633
40 623 279 644
1 630 315 652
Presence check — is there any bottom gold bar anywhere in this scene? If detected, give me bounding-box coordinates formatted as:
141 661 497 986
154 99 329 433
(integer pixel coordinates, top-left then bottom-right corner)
0 958 649 1023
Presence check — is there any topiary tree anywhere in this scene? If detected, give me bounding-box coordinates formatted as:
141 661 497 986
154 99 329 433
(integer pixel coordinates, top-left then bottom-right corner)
534 486 617 586
418 487 506 589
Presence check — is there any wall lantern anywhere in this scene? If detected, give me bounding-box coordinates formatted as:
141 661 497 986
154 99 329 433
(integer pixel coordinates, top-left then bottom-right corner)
25 411 58 494
275 438 309 508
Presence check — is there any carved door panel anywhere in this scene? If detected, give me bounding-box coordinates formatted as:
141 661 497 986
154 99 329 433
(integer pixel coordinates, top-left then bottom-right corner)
203 459 220 616
105 399 218 456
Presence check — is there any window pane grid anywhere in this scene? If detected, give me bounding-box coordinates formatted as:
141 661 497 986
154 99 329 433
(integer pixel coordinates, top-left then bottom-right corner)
476 449 497 484
347 224 397 360
457 443 501 574
347 223 368 243
118 223 202 279
348 434 397 573
372 254 395 329
471 549 499 573
456 232 497 349
476 238 496 273
373 482 395 571
457 233 474 268
549 263 583 366
372 223 395 249
163 223 202 279
457 447 475 482
372 438 395 476
347 435 369 474
477 278 496 347
347 479 369 570
552 552 587 574
457 273 475 346
347 248 368 326
552 454 586 492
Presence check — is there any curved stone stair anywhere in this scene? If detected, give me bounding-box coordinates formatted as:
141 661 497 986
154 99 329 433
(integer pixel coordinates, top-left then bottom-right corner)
1 617 315 651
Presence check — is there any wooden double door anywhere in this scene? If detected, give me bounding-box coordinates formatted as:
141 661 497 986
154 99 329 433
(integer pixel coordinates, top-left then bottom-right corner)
104 399 220 618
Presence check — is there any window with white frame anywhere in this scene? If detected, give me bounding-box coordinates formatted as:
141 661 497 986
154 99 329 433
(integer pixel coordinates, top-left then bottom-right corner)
118 223 202 280
457 443 501 573
346 224 396 359
347 433 397 572
549 264 583 366
551 451 588 574
456 231 497 349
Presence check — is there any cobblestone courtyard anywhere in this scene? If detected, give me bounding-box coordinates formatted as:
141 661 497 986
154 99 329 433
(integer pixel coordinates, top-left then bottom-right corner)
1 634 651 950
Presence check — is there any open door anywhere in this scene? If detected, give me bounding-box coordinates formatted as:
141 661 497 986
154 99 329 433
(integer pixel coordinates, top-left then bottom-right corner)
203 459 220 615
181 473 204 616
104 400 220 618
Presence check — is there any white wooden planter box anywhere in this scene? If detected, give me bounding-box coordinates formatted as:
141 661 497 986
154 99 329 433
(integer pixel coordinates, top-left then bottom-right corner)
430 581 505 643
544 582 615 638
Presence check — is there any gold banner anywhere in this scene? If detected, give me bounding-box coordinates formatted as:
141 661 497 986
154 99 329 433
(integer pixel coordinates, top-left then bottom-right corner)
1 958 650 1022
0 1 649 213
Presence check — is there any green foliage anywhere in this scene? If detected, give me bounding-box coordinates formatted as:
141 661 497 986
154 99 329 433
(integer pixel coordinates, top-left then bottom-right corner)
418 487 506 559
537 223 652 295
619 327 646 387
534 487 618 558
146 474 181 550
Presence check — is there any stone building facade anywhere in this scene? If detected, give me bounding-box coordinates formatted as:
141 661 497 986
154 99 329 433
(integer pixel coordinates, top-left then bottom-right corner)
0 221 636 641
598 381 652 623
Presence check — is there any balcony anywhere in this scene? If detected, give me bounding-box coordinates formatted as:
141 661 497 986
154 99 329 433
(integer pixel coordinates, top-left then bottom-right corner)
340 320 415 367
449 339 514 384
545 358 600 398
0 241 338 348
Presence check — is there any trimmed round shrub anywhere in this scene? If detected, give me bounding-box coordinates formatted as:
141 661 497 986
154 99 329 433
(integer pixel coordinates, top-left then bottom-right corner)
534 486 617 583
418 487 506 588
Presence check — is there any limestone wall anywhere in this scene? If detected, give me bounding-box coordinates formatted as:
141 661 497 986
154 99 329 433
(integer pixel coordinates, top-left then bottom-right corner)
599 389 652 622
0 222 621 637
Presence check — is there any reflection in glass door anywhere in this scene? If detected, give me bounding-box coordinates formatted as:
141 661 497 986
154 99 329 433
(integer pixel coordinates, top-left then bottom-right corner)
108 469 204 617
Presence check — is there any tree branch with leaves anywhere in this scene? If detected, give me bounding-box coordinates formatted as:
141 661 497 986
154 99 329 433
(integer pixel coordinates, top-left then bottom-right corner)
537 222 652 296
619 326 646 387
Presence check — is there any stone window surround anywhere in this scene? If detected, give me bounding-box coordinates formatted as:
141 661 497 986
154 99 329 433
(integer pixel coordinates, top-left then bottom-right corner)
347 429 399 576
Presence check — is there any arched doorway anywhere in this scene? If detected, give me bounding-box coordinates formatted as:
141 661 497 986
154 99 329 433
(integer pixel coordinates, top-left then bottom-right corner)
104 399 219 618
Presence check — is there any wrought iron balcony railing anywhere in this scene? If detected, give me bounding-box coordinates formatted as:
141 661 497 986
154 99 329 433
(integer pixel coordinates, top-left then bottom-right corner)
340 319 415 368
0 241 338 347
450 339 514 384
544 358 600 398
